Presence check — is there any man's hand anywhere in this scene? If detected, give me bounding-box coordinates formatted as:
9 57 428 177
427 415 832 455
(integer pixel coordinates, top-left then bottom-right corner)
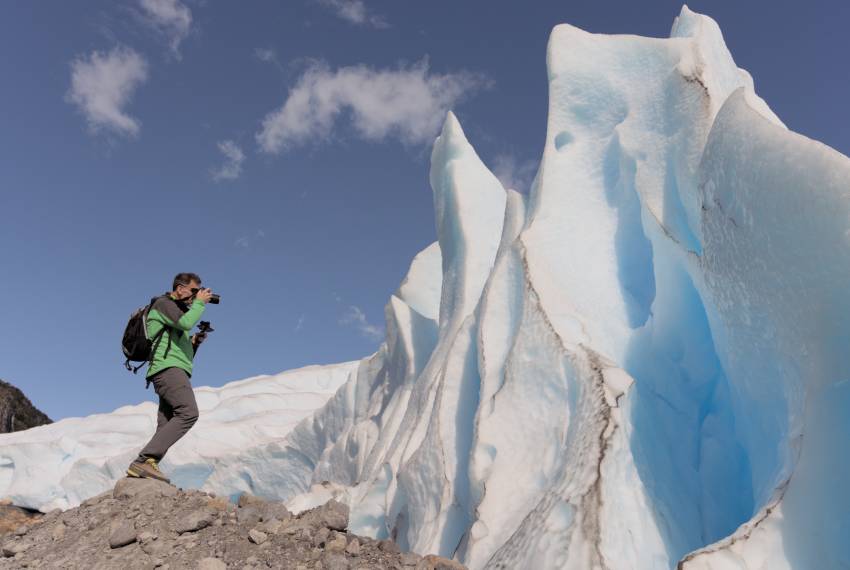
195 288 213 303
191 332 207 346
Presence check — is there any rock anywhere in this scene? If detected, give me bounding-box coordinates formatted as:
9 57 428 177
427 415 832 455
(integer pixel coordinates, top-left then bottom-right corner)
322 552 349 570
2 541 30 557
236 505 262 526
44 508 62 519
0 378 52 433
81 490 111 507
248 528 268 544
400 552 421 566
13 525 28 536
299 500 349 531
345 537 361 556
263 503 292 522
141 536 171 556
257 517 283 535
298 527 314 541
0 478 417 570
378 539 401 554
197 558 227 570
282 520 311 536
237 493 266 508
312 527 330 548
108 520 137 548
113 477 178 501
51 521 66 541
174 507 216 534
205 496 230 512
416 555 466 570
326 532 347 553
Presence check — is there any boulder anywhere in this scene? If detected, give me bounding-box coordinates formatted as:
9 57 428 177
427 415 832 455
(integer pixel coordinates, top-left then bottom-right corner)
173 507 217 534
298 499 349 531
113 477 178 502
197 557 227 570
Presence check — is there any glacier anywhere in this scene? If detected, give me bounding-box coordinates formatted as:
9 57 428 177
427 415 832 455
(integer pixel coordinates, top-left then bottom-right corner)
2 5 849 569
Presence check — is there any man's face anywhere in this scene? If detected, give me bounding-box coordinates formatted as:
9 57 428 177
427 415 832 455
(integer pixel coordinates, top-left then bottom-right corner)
175 280 201 301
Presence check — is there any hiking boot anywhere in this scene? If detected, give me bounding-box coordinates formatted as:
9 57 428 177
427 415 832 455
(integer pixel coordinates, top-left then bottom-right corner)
126 458 171 484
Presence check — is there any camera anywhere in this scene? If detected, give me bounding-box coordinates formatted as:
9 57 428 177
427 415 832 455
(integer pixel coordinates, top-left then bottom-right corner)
197 321 214 333
191 287 220 304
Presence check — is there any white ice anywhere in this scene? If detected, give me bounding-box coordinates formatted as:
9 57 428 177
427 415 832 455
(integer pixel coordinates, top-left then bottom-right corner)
2 5 849 569
0 363 355 511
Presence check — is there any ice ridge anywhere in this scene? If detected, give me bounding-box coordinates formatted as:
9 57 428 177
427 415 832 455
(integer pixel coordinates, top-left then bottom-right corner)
1 6 849 570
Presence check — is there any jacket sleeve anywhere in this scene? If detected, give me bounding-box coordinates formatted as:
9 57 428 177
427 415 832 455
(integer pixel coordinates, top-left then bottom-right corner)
152 297 206 331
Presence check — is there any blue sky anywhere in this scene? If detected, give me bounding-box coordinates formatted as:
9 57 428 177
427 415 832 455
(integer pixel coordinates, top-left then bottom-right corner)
1 0 848 421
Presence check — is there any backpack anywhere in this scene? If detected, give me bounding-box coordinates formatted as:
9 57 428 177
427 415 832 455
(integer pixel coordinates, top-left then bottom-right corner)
122 295 174 375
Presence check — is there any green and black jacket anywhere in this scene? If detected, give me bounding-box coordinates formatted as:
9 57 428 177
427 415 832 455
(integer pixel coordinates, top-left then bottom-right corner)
146 294 206 380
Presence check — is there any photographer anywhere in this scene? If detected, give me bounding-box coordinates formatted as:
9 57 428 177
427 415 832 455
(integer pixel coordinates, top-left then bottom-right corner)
126 272 214 483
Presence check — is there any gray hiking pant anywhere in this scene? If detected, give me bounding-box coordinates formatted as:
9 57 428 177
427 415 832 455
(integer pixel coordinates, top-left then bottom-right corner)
135 367 199 463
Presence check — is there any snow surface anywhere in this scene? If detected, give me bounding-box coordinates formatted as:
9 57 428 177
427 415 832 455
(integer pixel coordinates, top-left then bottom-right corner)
2 5 849 569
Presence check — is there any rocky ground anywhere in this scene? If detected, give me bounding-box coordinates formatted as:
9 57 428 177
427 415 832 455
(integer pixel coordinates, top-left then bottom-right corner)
0 478 465 570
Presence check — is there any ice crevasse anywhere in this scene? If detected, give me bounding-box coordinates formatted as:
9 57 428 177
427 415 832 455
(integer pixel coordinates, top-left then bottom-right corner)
2 6 850 569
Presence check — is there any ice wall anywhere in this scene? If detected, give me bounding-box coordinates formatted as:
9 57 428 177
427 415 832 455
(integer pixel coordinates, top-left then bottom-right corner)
0 363 356 511
282 6 850 569
1 6 848 570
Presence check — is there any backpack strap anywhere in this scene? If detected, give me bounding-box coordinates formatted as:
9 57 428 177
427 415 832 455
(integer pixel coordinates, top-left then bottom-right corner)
143 326 170 387
141 294 181 389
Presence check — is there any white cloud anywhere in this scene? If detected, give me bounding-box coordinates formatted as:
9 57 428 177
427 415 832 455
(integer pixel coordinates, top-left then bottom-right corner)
211 140 245 181
254 48 277 63
66 47 149 137
492 154 539 194
257 60 488 154
340 305 384 341
294 315 305 332
315 0 388 28
235 229 266 249
138 0 192 57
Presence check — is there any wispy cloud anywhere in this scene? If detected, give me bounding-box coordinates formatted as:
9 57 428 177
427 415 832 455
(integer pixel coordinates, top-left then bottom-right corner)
257 60 489 154
340 305 384 341
315 0 388 28
211 140 245 181
294 315 305 332
254 47 285 72
235 229 266 249
492 154 539 194
254 47 278 63
66 47 149 137
138 0 192 58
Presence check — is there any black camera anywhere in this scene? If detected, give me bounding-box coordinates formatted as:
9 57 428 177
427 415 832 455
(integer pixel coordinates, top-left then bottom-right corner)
191 288 220 304
197 321 214 333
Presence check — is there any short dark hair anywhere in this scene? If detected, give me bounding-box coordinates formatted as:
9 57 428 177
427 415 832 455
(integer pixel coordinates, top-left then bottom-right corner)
172 272 202 291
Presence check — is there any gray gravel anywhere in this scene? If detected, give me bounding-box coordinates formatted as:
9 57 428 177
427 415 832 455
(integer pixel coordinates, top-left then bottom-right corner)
0 478 466 570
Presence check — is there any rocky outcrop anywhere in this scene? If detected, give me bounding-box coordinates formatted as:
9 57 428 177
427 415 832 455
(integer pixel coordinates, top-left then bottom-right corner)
0 380 51 434
0 478 466 569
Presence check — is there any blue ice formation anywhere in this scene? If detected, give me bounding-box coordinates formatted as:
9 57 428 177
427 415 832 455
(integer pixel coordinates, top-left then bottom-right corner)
1 6 849 570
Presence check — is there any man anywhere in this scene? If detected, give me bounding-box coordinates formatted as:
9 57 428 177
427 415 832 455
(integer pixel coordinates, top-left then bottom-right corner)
126 273 213 483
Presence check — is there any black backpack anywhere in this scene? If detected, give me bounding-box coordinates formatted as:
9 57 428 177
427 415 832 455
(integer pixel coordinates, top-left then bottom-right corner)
122 295 173 374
